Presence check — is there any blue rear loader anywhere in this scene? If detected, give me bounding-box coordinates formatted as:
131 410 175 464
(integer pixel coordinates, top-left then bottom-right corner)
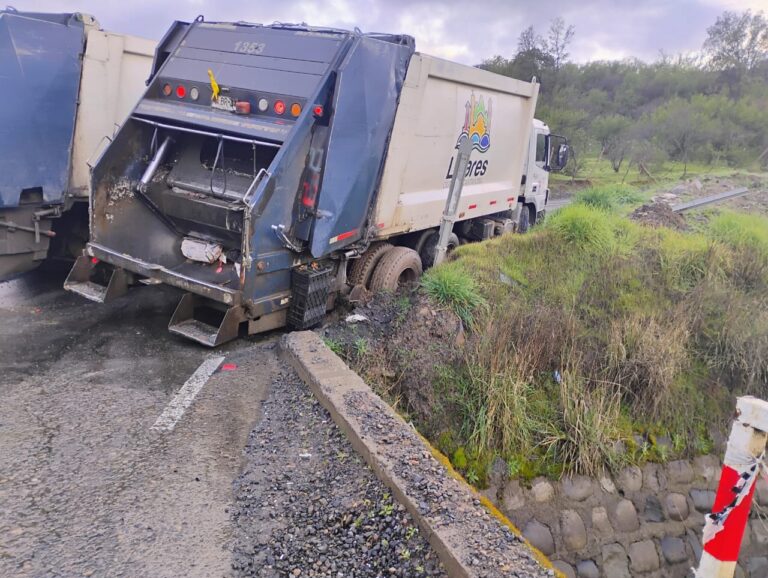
0 9 87 279
66 19 415 346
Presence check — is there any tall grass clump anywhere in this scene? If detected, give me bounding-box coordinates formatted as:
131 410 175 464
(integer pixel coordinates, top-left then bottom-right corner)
574 184 646 212
421 262 486 326
545 204 616 253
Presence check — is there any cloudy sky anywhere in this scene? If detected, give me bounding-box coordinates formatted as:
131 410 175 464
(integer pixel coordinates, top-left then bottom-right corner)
9 0 768 64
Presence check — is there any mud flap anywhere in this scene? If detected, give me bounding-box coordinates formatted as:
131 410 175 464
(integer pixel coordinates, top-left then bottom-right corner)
168 293 243 347
64 255 129 303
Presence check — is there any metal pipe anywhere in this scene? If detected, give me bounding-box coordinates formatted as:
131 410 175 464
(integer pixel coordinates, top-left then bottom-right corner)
671 187 751 212
132 116 281 149
434 137 471 267
0 220 55 237
139 136 172 192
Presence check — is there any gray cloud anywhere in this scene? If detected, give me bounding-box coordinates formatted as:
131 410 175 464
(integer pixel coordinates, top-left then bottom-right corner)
8 0 741 63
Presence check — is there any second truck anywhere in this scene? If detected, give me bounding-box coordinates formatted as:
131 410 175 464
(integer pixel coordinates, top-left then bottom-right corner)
65 18 568 346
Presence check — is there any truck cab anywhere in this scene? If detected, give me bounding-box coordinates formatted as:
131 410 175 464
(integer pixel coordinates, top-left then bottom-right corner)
516 118 568 232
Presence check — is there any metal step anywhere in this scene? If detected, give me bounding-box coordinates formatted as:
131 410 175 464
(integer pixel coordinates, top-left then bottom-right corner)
168 293 243 347
64 255 129 303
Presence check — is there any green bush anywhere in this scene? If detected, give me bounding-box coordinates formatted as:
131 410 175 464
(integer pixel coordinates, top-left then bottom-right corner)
544 204 616 253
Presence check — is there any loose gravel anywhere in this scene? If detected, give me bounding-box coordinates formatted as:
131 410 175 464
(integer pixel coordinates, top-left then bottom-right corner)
231 363 446 578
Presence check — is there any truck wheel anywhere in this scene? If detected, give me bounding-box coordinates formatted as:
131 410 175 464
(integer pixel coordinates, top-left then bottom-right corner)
518 204 532 234
369 247 423 293
348 242 393 288
419 231 460 269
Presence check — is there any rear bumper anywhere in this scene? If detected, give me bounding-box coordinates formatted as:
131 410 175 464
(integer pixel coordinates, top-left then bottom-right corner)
87 242 241 306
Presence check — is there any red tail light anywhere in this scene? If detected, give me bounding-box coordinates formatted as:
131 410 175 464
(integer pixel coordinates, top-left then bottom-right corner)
235 101 251 115
274 100 286 115
176 85 186 98
313 105 324 117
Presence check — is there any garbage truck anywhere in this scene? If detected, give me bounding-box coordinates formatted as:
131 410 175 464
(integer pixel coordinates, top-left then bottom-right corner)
65 18 568 346
0 8 155 279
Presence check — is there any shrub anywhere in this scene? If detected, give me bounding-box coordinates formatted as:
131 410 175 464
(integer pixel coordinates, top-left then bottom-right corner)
544 204 616 253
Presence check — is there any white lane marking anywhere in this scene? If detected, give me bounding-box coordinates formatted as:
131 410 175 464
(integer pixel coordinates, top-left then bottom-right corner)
151 356 225 432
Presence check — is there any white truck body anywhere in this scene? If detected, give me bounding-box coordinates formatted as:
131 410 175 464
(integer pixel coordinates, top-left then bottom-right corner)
371 54 539 238
519 118 552 218
69 26 156 198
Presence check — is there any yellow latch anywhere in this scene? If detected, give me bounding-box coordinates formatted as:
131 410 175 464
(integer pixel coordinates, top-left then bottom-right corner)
207 69 220 101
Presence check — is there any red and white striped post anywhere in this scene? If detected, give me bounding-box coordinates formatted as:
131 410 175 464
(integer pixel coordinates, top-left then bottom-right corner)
695 396 768 578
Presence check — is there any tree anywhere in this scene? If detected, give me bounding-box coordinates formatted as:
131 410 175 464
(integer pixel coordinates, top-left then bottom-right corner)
547 17 575 71
511 26 554 83
592 115 633 172
652 99 712 176
703 10 768 73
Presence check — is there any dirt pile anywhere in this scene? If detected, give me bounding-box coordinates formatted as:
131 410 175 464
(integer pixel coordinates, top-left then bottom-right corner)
630 202 688 230
319 290 463 436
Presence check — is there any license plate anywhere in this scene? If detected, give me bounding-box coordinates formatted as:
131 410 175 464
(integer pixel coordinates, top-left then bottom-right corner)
211 95 236 112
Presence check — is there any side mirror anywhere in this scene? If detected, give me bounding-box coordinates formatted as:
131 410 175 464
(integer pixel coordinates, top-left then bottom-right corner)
555 144 569 172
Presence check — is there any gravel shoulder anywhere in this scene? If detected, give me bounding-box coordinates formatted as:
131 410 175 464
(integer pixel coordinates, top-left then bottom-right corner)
231 362 446 578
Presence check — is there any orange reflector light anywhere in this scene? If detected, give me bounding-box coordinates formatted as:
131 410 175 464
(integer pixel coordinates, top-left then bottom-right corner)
313 105 324 117
162 83 172 96
176 85 186 98
290 103 302 117
274 100 285 115
235 101 251 115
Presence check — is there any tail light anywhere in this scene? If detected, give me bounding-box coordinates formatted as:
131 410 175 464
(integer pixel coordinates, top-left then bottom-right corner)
189 87 200 101
290 103 302 117
274 100 286 115
258 98 269 112
235 101 251 115
176 85 186 99
313 105 324 117
162 83 172 96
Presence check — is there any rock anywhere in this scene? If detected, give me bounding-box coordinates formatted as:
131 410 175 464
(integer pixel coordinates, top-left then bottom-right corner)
756 476 768 507
531 478 555 503
747 558 768 578
488 457 507 489
643 495 665 523
689 489 715 513
561 476 593 501
752 519 768 546
599 476 616 494
686 528 702 562
552 560 576 578
502 480 526 511
560 510 587 551
667 460 694 485
628 539 660 573
613 498 640 532
575 560 599 578
601 543 631 578
643 463 666 493
591 506 613 536
693 455 720 488
665 493 690 521
617 466 642 493
523 519 555 556
660 535 688 564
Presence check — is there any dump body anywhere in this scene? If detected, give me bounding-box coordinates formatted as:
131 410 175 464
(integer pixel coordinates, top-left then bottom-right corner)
67 19 539 346
0 9 154 279
372 54 538 238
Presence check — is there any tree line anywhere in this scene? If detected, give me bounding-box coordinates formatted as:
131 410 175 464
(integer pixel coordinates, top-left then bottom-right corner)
479 11 768 177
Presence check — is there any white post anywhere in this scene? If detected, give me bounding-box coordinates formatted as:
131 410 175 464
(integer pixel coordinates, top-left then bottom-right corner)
434 138 471 267
695 396 768 578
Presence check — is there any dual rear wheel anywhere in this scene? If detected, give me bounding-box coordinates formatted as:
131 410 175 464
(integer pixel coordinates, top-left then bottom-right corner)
348 243 423 293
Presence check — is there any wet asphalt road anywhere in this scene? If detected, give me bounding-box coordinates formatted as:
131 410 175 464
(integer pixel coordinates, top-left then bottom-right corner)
0 266 272 577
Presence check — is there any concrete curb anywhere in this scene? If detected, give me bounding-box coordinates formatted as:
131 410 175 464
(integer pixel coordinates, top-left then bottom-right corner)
280 331 559 578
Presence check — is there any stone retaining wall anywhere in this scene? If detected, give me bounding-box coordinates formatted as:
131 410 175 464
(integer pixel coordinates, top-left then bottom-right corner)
490 457 768 577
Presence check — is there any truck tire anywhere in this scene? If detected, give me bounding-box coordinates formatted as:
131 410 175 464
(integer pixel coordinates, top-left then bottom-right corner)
369 247 423 293
419 231 460 269
518 204 532 234
348 242 393 288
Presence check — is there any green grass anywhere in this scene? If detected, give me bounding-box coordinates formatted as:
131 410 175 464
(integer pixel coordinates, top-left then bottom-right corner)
421 262 487 326
573 184 647 212
417 191 768 479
